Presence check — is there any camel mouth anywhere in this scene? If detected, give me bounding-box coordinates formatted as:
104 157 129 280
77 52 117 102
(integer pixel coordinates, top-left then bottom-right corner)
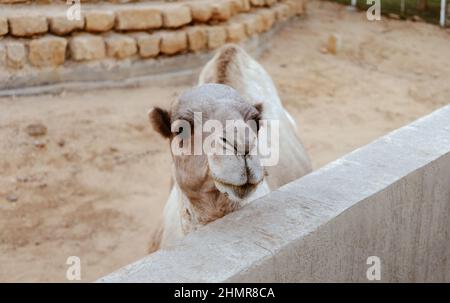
213 179 262 201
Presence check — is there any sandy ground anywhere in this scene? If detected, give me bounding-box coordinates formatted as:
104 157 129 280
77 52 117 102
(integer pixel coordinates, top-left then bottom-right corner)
1 1 449 282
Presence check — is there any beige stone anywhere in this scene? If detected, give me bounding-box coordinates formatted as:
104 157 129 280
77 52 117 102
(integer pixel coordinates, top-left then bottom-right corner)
0 0 27 2
388 13 401 20
162 5 192 28
242 16 258 36
226 22 247 43
254 14 266 33
242 0 252 12
297 0 307 15
9 15 48 37
49 16 84 35
274 3 290 21
185 2 213 23
116 8 162 31
0 16 8 36
85 11 115 32
134 32 160 58
265 0 277 6
0 44 6 66
258 9 276 31
6 42 26 69
159 31 187 55
284 0 298 17
105 34 137 59
327 34 340 55
211 1 232 21
70 34 105 61
228 0 244 14
250 0 265 6
207 26 227 49
187 26 207 52
29 36 67 67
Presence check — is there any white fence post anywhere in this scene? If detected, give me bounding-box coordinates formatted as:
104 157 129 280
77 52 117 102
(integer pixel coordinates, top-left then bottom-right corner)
440 0 446 27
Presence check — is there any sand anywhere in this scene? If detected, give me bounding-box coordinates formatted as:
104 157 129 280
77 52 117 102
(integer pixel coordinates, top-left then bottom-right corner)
1 1 449 282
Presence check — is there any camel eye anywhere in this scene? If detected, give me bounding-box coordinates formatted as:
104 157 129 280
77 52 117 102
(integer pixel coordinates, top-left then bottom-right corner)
171 120 192 138
174 126 191 139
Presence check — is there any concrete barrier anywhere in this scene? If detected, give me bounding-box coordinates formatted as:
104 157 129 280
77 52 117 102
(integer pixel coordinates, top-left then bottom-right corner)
99 104 450 283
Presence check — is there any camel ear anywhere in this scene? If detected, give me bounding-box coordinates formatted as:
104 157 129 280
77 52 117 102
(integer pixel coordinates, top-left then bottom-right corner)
254 103 263 115
148 107 171 139
253 103 263 129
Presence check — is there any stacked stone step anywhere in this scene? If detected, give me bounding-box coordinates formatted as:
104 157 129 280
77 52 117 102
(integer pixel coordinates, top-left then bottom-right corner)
0 0 306 70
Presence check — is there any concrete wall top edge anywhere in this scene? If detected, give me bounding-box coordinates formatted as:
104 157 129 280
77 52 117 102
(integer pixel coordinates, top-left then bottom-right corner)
98 104 450 283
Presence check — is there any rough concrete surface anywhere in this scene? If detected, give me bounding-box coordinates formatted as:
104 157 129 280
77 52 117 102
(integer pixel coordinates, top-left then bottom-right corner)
99 104 450 283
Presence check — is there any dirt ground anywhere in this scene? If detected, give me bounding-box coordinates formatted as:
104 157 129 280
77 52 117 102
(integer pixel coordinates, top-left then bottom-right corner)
1 1 449 282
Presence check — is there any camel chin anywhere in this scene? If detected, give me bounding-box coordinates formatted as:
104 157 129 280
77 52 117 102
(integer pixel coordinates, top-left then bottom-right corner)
213 180 260 203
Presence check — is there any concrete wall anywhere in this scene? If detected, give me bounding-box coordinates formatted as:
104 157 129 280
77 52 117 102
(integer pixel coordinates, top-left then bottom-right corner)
99 104 450 283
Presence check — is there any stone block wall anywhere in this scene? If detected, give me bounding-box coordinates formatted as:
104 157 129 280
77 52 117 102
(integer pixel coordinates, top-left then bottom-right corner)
0 0 307 94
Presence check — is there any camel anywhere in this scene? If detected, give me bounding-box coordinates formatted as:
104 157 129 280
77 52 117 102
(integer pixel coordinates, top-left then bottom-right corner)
148 44 312 251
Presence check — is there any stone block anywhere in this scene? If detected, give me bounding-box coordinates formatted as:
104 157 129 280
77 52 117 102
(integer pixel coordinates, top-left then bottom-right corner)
211 1 232 21
85 11 115 32
250 0 265 7
258 9 276 31
0 16 8 36
254 14 266 33
159 30 187 55
187 26 207 52
134 32 160 58
49 16 85 35
29 36 67 67
241 16 258 36
226 22 247 43
185 2 213 23
6 42 27 69
116 8 162 31
9 15 48 37
241 0 251 12
69 34 106 61
162 5 192 28
0 44 6 66
207 26 227 49
228 0 244 14
105 34 137 59
274 3 290 21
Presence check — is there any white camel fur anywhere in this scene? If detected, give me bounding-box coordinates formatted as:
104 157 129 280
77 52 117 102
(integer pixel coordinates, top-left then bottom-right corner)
148 44 312 251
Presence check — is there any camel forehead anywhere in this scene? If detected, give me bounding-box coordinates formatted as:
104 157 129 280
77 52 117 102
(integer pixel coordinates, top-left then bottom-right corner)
172 84 253 121
181 83 244 103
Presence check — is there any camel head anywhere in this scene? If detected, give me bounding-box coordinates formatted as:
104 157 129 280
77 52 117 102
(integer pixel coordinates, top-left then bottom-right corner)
149 83 265 205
